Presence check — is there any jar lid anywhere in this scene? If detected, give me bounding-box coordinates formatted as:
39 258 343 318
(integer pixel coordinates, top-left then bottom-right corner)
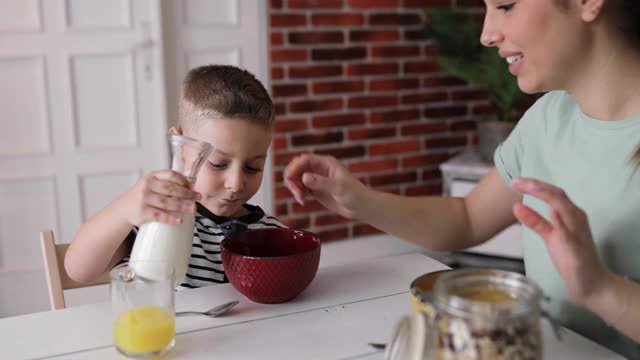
385 312 428 360
410 269 452 298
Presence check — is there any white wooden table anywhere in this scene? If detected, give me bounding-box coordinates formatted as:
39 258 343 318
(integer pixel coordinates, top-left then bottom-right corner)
0 254 624 360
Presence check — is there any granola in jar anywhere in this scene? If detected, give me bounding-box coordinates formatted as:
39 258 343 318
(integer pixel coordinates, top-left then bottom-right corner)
432 270 543 360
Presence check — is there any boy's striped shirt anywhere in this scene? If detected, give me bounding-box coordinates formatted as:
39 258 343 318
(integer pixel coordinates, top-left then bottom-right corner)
125 203 286 290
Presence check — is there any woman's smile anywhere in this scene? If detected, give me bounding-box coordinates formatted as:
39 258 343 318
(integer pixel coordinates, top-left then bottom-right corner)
501 50 525 76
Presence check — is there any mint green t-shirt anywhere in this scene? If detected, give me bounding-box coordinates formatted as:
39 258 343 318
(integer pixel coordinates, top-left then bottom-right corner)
494 91 640 358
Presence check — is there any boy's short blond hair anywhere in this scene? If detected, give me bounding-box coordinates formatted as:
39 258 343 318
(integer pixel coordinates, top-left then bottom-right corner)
179 65 274 131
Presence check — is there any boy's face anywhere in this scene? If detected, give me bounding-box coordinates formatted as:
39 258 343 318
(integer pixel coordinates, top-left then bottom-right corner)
185 117 272 218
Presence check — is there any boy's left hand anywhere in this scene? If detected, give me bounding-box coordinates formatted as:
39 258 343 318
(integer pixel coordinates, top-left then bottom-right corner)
510 177 611 306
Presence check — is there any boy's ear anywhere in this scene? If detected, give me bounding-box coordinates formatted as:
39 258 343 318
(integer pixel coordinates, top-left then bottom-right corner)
579 0 605 22
169 127 183 135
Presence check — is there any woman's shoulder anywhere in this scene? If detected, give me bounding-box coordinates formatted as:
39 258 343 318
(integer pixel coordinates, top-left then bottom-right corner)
518 91 578 132
529 91 578 116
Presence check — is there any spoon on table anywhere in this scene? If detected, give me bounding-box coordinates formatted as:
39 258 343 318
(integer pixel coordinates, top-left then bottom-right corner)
176 300 239 318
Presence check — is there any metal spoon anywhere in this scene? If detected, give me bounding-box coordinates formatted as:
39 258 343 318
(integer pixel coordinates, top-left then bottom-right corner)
176 300 239 317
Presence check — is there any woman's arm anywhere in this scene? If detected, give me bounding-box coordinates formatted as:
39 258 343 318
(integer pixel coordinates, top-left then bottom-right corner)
586 273 640 342
355 168 521 251
284 154 521 251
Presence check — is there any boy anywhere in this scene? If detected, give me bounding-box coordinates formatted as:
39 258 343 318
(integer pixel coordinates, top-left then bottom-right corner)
65 65 285 290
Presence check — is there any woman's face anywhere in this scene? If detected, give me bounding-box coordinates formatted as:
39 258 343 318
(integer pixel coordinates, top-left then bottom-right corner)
480 0 591 93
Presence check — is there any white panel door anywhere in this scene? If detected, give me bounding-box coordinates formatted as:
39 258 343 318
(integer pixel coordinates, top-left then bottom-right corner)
163 0 273 213
0 0 168 317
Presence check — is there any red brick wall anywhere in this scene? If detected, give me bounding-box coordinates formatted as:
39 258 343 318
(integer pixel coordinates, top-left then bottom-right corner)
269 0 488 242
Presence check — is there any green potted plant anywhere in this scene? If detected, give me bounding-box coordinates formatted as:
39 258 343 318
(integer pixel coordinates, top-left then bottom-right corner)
423 7 526 163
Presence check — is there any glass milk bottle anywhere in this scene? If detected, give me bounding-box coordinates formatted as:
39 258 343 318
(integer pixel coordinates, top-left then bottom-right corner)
129 134 214 284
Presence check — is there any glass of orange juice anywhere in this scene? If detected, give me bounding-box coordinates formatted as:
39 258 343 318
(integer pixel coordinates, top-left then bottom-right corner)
110 261 175 359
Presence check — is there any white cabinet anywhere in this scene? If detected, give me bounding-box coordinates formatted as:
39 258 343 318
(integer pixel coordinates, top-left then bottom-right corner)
440 151 523 260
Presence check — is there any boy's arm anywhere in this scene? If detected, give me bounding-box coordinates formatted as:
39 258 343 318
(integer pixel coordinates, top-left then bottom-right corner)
65 170 200 283
105 231 135 269
64 193 134 283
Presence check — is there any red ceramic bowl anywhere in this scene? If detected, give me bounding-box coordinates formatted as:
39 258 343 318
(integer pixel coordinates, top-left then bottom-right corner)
221 228 321 304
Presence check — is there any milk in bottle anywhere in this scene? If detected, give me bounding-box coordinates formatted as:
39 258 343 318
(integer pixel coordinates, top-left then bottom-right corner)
129 134 214 284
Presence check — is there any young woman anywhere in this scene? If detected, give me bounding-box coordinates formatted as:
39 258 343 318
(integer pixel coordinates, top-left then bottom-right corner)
284 0 640 356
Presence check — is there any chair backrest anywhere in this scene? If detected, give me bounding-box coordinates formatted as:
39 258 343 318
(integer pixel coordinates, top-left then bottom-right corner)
39 229 110 310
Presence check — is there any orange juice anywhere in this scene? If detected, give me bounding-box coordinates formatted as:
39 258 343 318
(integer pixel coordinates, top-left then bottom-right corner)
114 306 175 355
458 286 516 303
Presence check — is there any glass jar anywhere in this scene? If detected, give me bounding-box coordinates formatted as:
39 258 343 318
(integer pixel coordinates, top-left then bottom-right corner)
387 269 544 360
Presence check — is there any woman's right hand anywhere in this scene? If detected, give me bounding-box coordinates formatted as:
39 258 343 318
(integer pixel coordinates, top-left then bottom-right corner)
283 153 369 219
123 170 201 226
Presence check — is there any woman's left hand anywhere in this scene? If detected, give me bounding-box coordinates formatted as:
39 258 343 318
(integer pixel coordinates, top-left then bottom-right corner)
510 177 612 306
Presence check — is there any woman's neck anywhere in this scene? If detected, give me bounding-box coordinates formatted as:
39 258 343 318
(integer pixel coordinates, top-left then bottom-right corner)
568 34 640 121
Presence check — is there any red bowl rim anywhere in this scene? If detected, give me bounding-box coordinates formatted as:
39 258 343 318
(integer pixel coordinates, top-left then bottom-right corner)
220 228 321 260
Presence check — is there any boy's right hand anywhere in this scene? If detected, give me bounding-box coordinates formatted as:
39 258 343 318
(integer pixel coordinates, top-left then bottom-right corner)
123 170 201 226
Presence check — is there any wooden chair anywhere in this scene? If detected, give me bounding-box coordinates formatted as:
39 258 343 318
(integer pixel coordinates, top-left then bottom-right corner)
39 229 110 310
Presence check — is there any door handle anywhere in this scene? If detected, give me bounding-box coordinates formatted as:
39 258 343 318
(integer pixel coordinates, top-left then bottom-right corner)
133 21 155 81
